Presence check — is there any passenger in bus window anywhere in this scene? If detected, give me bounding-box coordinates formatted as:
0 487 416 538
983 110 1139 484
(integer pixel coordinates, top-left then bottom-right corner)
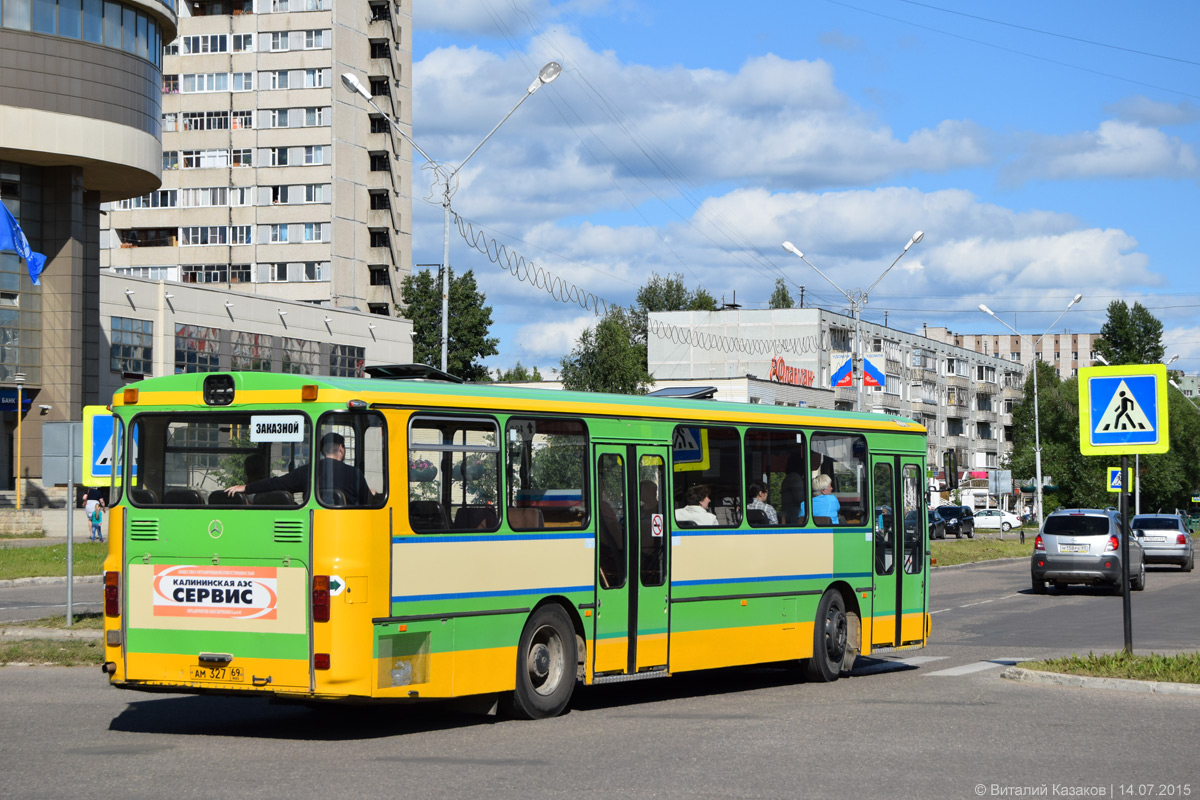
675 485 719 526
780 452 806 523
747 482 778 525
225 433 374 505
811 473 841 524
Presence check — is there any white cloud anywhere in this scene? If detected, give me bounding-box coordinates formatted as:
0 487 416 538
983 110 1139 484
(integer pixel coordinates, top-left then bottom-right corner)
1104 96 1200 127
1005 120 1199 184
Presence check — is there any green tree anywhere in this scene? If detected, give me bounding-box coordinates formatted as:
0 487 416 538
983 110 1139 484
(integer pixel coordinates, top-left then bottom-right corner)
630 272 717 346
399 267 499 382
769 278 794 309
560 307 654 394
495 362 543 382
1095 301 1165 366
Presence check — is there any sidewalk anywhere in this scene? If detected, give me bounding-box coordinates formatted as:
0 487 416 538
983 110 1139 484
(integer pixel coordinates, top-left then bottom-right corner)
0 507 106 548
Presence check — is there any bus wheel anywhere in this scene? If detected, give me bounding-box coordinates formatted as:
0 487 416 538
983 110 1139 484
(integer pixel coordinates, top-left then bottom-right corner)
805 590 848 683
504 604 577 719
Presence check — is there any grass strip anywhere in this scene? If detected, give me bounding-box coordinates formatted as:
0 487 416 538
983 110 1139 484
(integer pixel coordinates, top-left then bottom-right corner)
0 532 46 540
1022 651 1200 684
9 612 104 630
0 638 104 667
0 543 107 581
931 537 1033 566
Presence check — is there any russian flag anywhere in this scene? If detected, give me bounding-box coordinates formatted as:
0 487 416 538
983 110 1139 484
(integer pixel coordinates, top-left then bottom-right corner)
863 358 885 387
831 358 853 387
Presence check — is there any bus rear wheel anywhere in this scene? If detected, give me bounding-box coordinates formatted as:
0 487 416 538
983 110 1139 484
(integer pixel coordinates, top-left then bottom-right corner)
805 590 849 683
503 604 577 720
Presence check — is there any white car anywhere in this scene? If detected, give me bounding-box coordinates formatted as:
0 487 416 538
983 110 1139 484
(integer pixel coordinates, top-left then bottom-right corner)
974 508 1022 532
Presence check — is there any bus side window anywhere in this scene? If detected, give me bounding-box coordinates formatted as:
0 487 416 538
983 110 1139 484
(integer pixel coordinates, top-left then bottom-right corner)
316 412 387 508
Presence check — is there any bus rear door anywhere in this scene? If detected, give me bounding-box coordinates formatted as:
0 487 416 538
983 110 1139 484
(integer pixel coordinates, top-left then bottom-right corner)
592 445 671 678
868 454 928 648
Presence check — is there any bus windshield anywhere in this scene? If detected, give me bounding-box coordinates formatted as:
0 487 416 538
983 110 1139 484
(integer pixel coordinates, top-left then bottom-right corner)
127 412 313 508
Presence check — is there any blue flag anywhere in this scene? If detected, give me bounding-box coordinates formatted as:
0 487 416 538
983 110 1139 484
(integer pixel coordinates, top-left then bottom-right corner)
0 202 47 285
831 358 853 387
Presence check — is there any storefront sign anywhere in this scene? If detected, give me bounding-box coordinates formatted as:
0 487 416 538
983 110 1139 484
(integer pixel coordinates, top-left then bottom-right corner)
769 357 815 387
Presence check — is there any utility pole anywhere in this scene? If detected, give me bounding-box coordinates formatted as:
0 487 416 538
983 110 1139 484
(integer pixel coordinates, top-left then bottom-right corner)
799 285 805 308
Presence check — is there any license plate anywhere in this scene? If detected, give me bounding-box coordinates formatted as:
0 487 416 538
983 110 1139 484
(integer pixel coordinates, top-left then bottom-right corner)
1059 544 1089 553
1144 536 1166 542
190 665 245 683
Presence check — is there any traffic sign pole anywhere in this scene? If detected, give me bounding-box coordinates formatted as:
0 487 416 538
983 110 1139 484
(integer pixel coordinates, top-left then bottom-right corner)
1120 454 1132 654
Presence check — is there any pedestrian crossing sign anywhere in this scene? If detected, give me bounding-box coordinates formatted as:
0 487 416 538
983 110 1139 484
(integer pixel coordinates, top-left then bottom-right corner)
1106 466 1132 493
1078 364 1169 455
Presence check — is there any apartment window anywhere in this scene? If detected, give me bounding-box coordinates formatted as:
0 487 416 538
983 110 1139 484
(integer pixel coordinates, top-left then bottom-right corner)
303 146 325 165
181 264 228 284
182 34 227 54
369 2 389 21
1073 351 1079 360
304 223 324 242
111 317 153 375
232 72 253 92
369 115 388 134
267 70 288 90
369 77 390 97
117 190 177 209
303 107 328 126
162 151 178 170
163 74 179 93
269 263 288 282
369 39 389 59
369 191 390 210
230 264 252 283
301 262 320 281
181 226 228 246
1010 352 1021 362
180 187 228 208
182 73 229 93
271 0 289 10
369 229 389 248
182 149 229 168
269 147 289 166
232 149 253 167
303 184 326 203
303 29 328 49
232 33 253 51
270 31 289 51
232 110 253 130
268 109 290 129
272 186 289 204
175 324 221 374
369 152 389 172
269 224 289 243
304 68 325 88
369 266 390 286
162 112 178 132
229 187 253 207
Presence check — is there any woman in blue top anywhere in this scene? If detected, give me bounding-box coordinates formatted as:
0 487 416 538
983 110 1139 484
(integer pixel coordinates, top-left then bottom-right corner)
811 473 840 524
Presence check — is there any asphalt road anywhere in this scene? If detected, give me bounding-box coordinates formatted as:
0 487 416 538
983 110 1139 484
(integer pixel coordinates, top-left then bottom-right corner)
2 558 1198 799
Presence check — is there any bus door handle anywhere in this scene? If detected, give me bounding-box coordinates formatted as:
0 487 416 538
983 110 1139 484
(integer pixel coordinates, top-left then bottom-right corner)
252 675 273 686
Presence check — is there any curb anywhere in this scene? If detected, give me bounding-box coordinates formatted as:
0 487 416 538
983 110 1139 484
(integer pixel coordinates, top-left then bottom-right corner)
0 626 103 641
0 575 102 588
1001 666 1200 696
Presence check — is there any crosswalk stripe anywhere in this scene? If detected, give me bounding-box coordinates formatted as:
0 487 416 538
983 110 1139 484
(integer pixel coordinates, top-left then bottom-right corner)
924 657 1033 677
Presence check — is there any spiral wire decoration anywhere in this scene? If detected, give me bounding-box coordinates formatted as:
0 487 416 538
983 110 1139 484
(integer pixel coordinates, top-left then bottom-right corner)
453 212 830 357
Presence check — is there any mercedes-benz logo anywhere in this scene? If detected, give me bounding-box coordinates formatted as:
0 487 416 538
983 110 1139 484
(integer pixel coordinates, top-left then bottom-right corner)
208 520 224 539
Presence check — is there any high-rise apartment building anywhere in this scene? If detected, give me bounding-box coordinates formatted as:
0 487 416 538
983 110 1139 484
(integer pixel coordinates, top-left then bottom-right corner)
101 0 412 315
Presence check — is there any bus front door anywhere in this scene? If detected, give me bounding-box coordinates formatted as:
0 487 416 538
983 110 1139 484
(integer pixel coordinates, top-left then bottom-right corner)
593 445 671 677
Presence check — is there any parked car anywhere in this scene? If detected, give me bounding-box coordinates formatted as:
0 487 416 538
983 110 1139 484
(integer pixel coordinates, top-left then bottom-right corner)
1031 508 1146 594
1130 513 1194 571
932 505 975 539
974 508 1022 532
924 507 947 540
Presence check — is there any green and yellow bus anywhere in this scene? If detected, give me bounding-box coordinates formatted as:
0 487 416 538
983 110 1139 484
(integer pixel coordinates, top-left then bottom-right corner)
101 370 930 718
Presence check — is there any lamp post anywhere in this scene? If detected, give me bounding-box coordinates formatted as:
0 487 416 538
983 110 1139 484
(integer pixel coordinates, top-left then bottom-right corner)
341 63 562 373
13 372 24 511
978 294 1082 527
781 232 924 412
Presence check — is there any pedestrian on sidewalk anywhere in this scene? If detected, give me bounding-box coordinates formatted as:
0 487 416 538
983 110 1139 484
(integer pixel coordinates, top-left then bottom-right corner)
89 504 104 543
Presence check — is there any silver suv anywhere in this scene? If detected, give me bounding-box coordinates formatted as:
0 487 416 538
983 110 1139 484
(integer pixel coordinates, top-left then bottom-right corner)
1130 513 1194 571
1031 508 1146 594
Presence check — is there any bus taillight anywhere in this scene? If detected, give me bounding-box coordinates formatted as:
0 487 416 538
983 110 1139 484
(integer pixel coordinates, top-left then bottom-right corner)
104 571 120 617
312 575 330 622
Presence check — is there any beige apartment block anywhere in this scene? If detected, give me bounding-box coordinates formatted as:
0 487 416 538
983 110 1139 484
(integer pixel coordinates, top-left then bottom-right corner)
101 0 413 317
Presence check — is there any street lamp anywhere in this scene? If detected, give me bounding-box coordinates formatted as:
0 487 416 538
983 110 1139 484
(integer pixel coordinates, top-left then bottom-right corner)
782 232 924 412
978 294 1083 528
341 63 562 373
13 372 24 511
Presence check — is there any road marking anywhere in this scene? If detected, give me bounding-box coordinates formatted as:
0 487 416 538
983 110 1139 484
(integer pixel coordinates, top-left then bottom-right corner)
924 657 1033 677
930 593 1023 614
853 656 947 675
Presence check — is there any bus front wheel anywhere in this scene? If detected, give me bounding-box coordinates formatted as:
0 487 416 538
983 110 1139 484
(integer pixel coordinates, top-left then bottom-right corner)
805 590 849 683
503 604 577 719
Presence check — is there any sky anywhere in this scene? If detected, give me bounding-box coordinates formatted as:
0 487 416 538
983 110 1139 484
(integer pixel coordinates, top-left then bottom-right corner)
406 0 1200 378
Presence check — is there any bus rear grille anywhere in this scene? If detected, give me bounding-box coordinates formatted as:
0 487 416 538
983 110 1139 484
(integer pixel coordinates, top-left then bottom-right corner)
129 520 160 541
273 520 304 544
